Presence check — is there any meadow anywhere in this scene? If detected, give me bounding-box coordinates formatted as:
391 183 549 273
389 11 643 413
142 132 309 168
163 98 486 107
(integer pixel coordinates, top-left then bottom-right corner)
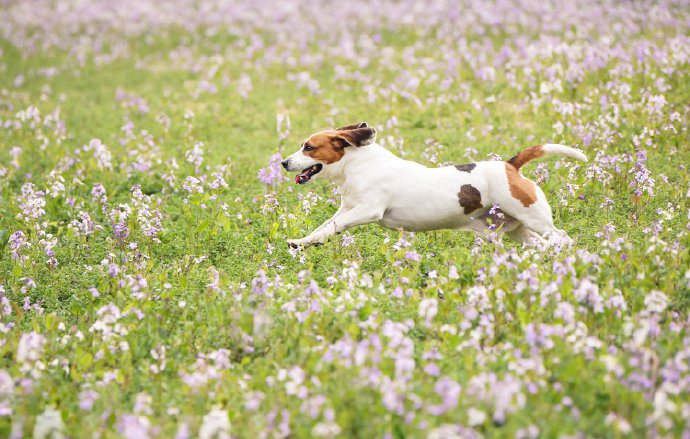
0 0 689 437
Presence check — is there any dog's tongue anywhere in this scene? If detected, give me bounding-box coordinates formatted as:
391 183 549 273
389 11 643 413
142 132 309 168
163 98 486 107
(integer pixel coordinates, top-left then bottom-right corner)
296 172 310 184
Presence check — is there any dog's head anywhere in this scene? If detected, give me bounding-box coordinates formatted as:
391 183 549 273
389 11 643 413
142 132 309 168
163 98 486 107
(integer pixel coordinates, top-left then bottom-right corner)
281 122 377 184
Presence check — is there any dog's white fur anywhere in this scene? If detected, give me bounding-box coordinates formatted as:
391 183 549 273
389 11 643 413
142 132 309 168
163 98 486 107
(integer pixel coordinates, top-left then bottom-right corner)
283 123 587 248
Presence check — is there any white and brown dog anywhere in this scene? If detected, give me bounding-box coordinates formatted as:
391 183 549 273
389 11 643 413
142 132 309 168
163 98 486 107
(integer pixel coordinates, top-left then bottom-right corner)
282 122 587 248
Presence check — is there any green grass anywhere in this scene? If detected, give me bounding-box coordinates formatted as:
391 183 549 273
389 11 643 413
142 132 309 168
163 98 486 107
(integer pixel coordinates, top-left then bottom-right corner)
0 10 689 439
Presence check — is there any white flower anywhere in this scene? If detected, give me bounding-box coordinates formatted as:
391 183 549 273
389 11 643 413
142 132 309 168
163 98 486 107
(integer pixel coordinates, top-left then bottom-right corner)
644 290 668 313
45 170 65 197
0 369 13 417
85 139 112 170
428 424 480 439
467 407 487 426
17 332 46 364
311 421 341 437
605 412 632 434
33 405 65 439
199 406 231 439
539 81 552 95
419 298 438 327
185 142 204 172
0 370 13 398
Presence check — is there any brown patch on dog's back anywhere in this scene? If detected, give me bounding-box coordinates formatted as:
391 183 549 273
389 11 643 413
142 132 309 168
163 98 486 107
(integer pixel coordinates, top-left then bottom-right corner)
458 184 482 214
506 163 538 207
507 145 544 170
455 163 476 173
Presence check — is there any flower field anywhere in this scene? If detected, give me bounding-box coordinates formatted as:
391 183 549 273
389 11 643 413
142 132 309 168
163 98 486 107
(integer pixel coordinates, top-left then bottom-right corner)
0 0 689 437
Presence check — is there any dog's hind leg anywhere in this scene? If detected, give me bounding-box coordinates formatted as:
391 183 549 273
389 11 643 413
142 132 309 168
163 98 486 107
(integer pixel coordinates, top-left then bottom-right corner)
501 196 573 247
506 224 547 245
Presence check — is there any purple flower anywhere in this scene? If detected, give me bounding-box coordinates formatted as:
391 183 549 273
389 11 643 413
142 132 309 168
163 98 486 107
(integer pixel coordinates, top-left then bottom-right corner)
258 153 288 186
251 270 268 294
341 234 355 247
16 183 46 223
427 377 462 415
79 389 99 411
117 414 151 439
572 278 604 313
182 176 204 194
9 231 30 261
405 250 421 262
424 363 441 376
629 152 655 197
114 222 129 241
209 172 228 190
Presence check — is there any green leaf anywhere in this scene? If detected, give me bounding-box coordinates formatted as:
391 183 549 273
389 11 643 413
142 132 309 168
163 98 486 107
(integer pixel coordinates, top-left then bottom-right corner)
196 219 210 233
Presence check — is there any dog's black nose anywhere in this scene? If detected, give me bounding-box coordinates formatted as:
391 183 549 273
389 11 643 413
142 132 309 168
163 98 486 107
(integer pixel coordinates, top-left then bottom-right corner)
281 160 289 170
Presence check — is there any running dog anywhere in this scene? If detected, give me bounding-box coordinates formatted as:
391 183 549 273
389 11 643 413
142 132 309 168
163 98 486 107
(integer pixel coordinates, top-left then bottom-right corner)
281 122 587 248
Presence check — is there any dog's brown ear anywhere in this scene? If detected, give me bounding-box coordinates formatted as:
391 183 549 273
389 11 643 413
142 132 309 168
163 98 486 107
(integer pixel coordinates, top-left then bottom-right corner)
336 122 368 131
335 127 377 147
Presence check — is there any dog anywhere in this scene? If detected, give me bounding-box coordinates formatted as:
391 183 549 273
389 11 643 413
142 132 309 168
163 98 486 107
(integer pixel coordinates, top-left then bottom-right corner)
282 122 587 248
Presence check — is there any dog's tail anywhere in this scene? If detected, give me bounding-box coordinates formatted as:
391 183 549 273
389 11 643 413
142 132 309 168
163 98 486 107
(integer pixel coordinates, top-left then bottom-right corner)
507 144 588 170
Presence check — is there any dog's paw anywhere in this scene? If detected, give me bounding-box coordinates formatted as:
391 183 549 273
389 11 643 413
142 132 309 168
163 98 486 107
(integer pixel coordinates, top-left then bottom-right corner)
287 238 307 249
288 234 327 249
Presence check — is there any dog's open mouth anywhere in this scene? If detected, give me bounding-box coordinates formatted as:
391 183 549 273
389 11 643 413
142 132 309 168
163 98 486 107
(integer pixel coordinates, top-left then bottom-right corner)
295 164 323 184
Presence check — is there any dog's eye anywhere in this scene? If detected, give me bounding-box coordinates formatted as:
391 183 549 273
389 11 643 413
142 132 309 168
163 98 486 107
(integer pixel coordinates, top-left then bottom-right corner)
303 145 315 152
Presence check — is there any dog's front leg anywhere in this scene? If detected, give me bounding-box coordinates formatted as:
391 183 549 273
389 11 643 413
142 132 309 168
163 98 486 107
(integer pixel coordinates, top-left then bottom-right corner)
288 205 346 248
311 205 345 234
288 205 383 248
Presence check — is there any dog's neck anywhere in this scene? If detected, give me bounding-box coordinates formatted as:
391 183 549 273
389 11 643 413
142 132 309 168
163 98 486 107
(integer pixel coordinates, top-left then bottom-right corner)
320 143 391 186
